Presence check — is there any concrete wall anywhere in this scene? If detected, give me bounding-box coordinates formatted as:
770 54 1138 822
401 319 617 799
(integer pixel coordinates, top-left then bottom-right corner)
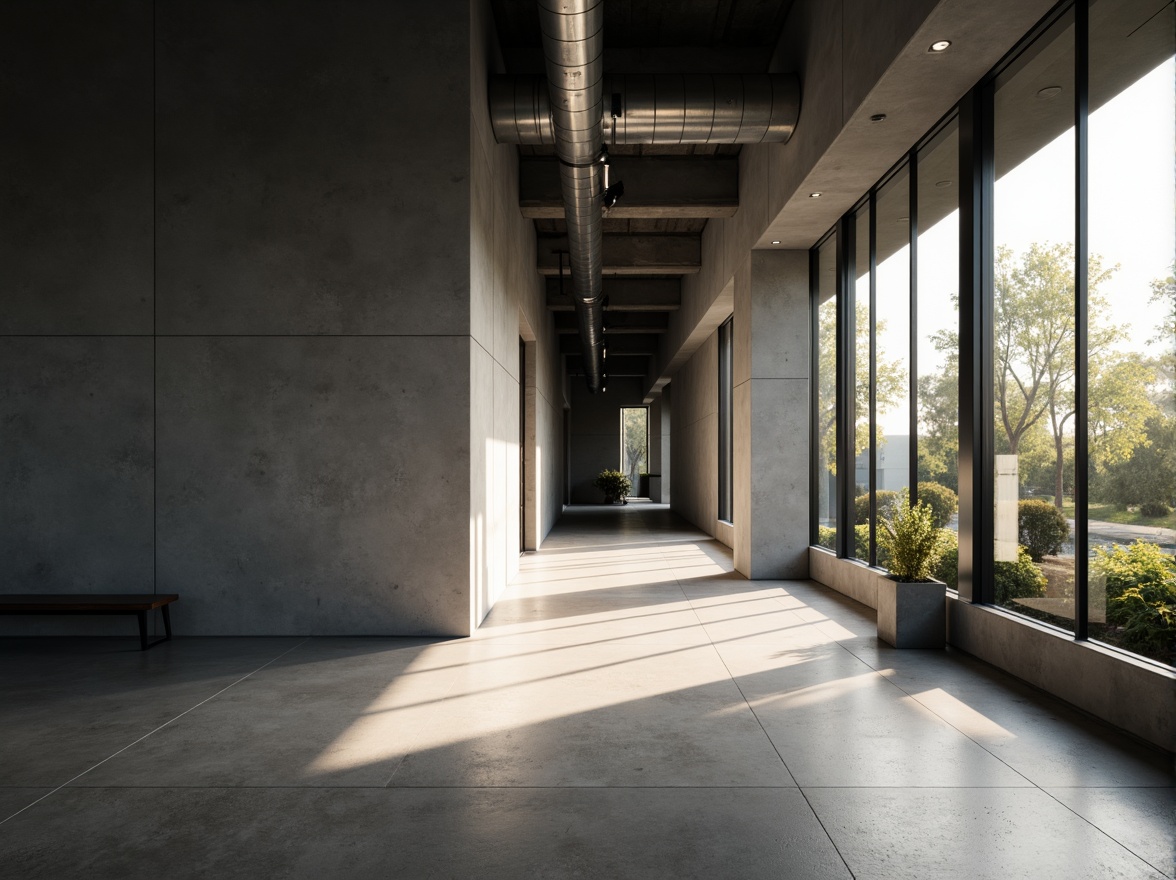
2 0 555 638
732 250 810 579
568 378 645 504
469 0 562 627
670 332 722 543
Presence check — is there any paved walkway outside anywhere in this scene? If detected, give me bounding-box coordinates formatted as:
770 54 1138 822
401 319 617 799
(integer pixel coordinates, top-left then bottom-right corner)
1 504 1172 878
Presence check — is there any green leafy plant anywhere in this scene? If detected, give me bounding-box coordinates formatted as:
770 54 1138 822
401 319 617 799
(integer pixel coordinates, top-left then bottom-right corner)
593 469 632 504
1018 499 1070 561
817 526 836 550
933 530 960 588
930 536 1045 604
917 482 959 529
994 546 1048 604
1140 500 1172 518
854 490 900 525
877 490 944 582
1092 541 1176 659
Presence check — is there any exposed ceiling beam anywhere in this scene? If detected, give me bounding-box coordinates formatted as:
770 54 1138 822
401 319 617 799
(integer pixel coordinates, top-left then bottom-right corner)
521 157 738 219
554 312 669 334
546 278 680 311
560 334 659 356
538 235 700 275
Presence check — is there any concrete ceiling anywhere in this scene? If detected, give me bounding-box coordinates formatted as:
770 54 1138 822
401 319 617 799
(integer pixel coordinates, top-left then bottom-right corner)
491 0 796 390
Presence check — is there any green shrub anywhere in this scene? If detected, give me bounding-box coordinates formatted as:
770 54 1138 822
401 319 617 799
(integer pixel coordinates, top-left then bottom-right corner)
1092 541 1176 657
877 490 944 581
932 537 1044 603
917 482 958 529
1140 500 1172 518
592 468 631 503
1106 581 1176 655
1092 541 1176 600
932 530 959 588
1018 499 1070 561
854 490 900 525
995 546 1048 605
817 526 836 550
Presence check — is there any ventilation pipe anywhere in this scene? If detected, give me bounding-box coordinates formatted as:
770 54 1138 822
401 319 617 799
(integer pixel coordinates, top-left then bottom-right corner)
513 2 801 392
489 73 800 146
539 0 607 393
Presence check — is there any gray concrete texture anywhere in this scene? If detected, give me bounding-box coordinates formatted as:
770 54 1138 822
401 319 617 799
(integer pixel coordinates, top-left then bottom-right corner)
670 332 720 539
156 337 471 636
0 338 154 637
155 0 472 335
2 0 562 637
0 1 153 335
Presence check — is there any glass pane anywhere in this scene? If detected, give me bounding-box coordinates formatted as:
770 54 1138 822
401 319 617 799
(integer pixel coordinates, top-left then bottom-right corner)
816 234 839 549
620 407 648 496
917 119 961 587
993 12 1076 623
853 204 870 561
1087 0 1175 665
874 165 912 571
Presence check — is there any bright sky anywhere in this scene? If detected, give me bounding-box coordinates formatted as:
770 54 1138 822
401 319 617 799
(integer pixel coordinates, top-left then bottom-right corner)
871 57 1175 436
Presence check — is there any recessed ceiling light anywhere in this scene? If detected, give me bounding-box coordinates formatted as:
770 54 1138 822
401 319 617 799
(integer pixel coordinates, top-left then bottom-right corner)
897 216 908 224
935 179 953 188
870 114 887 123
771 240 781 245
1037 86 1063 99
929 40 952 52
809 192 822 198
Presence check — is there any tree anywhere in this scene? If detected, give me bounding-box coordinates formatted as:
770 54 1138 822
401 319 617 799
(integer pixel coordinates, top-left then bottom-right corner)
994 243 1121 506
816 299 905 473
621 407 648 490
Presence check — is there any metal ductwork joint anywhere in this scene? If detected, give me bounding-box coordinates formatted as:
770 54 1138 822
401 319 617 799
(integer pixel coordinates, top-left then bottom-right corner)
539 0 607 393
500 2 802 392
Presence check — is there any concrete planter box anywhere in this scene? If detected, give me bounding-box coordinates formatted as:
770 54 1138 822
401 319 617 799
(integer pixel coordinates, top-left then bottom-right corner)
877 579 946 648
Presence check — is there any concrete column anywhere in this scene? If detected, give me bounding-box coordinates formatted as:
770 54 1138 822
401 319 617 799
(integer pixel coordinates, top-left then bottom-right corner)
733 250 810 579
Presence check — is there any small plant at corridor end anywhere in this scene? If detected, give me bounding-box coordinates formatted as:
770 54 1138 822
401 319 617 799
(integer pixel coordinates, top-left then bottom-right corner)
877 491 944 582
593 469 632 504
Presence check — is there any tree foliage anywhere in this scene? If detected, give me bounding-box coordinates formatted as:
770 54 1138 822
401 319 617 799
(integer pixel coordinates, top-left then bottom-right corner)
817 300 905 473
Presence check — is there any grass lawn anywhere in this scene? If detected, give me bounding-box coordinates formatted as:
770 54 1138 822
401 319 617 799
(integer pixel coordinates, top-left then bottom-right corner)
1060 501 1176 530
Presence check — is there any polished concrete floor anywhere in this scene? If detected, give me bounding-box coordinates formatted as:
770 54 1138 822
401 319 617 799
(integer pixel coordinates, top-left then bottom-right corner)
1 504 1173 878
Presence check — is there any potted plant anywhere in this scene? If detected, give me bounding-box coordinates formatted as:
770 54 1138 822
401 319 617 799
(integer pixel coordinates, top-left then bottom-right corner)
875 489 947 648
594 469 632 504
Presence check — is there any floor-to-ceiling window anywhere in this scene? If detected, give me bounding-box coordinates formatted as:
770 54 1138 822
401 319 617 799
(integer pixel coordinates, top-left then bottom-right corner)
809 0 1175 668
718 318 733 522
620 407 648 498
992 9 1077 622
1083 0 1174 662
813 233 839 547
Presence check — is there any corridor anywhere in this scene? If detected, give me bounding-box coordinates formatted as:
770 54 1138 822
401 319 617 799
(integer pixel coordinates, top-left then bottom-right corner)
1 505 1172 878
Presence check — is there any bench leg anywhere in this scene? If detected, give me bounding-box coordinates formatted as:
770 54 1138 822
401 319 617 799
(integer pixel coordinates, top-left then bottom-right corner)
137 607 173 650
137 612 149 651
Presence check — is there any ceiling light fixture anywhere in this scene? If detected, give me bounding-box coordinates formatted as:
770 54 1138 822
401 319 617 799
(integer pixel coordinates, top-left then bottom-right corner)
771 240 781 245
1036 86 1063 99
870 114 887 123
809 192 822 198
929 40 951 52
935 179 952 188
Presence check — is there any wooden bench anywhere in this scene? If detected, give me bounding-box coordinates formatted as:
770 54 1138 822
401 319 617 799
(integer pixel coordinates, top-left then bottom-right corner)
0 594 179 650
